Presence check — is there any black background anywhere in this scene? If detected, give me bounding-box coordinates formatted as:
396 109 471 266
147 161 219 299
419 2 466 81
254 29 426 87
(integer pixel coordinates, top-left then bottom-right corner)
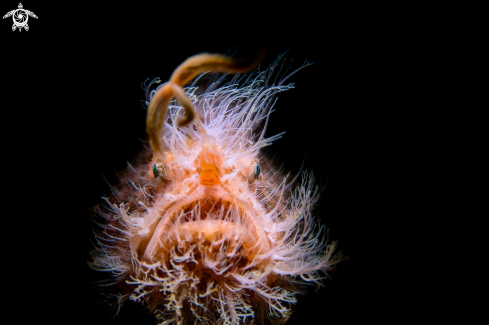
1 2 415 324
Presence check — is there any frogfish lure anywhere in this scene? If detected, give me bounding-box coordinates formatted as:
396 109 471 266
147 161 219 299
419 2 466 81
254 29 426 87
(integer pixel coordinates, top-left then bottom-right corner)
89 49 345 325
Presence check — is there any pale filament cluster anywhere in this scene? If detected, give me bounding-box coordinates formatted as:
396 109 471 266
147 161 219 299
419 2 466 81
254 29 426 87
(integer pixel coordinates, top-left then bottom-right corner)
89 51 343 325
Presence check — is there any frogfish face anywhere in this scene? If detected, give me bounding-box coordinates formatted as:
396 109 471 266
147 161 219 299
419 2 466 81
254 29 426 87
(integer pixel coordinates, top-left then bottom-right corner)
90 52 344 325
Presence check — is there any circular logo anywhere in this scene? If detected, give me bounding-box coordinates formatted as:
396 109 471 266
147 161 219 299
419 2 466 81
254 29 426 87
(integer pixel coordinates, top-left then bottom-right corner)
13 9 28 27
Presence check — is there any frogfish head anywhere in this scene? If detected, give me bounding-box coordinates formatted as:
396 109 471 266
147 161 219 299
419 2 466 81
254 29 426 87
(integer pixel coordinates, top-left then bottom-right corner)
89 50 345 325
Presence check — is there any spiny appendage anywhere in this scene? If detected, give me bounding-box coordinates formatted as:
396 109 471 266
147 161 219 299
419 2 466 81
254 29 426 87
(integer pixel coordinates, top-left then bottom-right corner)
147 49 266 157
146 52 311 170
270 172 344 285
